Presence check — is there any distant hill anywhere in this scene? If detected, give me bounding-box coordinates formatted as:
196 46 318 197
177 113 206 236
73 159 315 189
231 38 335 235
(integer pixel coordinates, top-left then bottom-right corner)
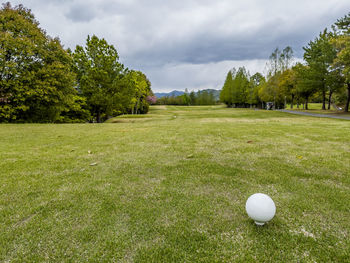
155 89 221 99
154 90 184 98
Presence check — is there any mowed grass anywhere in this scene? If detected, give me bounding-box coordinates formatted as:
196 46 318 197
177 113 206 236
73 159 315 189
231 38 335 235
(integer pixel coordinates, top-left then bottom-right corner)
286 103 350 116
1 106 350 262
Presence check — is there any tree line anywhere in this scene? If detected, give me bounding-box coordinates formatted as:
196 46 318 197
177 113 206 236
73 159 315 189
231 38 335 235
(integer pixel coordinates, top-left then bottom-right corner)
156 89 218 106
220 13 350 112
0 3 153 123
155 89 218 106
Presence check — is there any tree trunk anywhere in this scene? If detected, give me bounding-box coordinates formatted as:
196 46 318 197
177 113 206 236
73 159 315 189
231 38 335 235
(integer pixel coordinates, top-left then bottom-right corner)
96 110 101 123
291 94 294 109
328 91 332 110
345 82 350 112
305 96 309 110
135 98 140 114
322 88 326 110
284 96 287 109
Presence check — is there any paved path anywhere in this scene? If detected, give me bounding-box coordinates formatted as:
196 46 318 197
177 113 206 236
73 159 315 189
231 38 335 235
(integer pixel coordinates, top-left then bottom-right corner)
277 109 350 120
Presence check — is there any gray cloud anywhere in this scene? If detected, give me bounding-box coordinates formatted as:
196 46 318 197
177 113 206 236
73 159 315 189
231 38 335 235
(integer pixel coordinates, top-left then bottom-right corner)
65 4 97 22
9 0 350 91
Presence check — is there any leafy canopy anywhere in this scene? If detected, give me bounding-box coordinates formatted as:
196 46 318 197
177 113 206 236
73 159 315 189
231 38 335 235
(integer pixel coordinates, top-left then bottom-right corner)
0 2 77 122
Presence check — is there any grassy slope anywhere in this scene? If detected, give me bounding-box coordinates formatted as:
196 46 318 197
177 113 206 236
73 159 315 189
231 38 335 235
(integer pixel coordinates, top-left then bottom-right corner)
1 106 349 262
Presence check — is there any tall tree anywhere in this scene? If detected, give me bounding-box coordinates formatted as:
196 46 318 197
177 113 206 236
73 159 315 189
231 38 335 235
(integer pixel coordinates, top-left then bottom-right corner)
73 35 125 122
280 46 294 72
266 46 293 76
183 88 191 106
278 68 297 109
303 29 337 110
189 91 196 105
258 80 273 105
325 68 345 109
265 46 294 108
247 73 264 107
294 63 318 109
231 67 250 107
0 3 77 122
127 70 152 114
220 70 234 106
332 12 350 112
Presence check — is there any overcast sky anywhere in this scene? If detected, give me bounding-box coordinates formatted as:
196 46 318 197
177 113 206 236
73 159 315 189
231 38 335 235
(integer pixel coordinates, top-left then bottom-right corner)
8 0 350 92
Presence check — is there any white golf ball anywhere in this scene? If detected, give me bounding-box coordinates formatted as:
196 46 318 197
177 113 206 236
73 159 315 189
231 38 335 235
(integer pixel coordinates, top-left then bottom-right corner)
245 193 276 225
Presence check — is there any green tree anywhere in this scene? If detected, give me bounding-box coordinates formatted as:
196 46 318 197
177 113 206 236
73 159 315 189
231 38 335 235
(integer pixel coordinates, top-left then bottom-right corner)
303 29 337 110
58 95 91 123
248 72 265 107
189 91 196 105
0 3 77 122
332 12 350 112
258 74 286 108
231 67 250 107
220 70 234 106
278 68 297 109
182 88 191 105
258 80 273 105
264 46 294 108
294 63 318 109
73 35 125 122
127 70 152 114
325 68 345 109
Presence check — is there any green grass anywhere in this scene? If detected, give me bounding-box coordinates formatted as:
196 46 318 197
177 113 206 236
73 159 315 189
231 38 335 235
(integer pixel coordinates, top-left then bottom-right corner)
1 106 350 262
286 103 350 116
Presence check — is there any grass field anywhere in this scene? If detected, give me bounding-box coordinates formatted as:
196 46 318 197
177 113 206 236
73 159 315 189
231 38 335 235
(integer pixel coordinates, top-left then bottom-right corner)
286 103 350 116
1 106 350 262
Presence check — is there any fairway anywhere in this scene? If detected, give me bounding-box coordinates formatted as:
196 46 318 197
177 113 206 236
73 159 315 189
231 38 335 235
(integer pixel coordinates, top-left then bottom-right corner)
1 106 350 262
